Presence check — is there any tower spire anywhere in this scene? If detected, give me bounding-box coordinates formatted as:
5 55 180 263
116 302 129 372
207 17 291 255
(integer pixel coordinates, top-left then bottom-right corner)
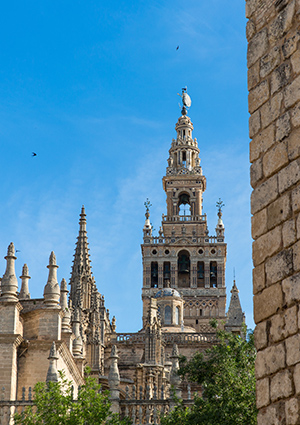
225 278 245 335
69 206 95 309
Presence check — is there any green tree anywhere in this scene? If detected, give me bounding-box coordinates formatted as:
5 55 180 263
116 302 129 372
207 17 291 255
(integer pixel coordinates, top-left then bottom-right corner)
15 369 130 425
162 322 257 425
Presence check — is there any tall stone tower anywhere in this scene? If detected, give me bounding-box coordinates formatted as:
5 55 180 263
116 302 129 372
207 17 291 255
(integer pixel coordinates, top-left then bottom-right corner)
141 90 227 333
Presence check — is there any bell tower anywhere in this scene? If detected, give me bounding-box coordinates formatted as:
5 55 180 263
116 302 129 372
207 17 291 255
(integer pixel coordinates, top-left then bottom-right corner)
141 90 227 332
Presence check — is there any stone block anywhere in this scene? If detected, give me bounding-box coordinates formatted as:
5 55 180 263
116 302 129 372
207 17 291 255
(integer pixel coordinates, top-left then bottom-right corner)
263 140 288 177
252 208 267 239
261 91 283 129
269 1 295 44
256 343 285 378
270 305 297 342
291 102 300 127
286 397 300 425
253 263 265 295
284 74 300 109
294 363 300 394
250 157 263 187
267 192 291 229
278 159 300 194
282 30 300 59
254 320 268 350
270 370 293 401
297 214 300 238
246 19 256 42
249 109 261 139
291 49 300 75
254 283 283 323
250 124 275 162
249 80 270 114
248 28 268 68
282 218 296 247
251 174 278 214
257 405 284 425
245 0 257 19
292 185 300 212
260 46 281 79
293 240 300 271
248 61 260 91
276 112 291 142
282 272 300 306
252 227 282 266
271 63 291 96
256 377 269 409
286 333 300 365
265 249 293 285
287 128 300 161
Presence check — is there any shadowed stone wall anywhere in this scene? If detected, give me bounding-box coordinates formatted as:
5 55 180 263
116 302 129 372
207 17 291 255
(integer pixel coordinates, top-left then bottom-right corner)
247 0 300 423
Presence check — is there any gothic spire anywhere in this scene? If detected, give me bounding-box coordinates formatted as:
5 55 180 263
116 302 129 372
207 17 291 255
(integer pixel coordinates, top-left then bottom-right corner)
225 279 245 335
19 264 31 300
69 206 95 309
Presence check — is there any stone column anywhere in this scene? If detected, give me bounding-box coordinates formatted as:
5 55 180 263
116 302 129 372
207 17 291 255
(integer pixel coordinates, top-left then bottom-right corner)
108 345 120 415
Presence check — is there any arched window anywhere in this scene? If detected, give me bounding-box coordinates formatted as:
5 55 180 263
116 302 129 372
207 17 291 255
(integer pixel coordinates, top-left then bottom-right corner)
178 193 191 216
163 262 170 287
151 262 158 288
175 306 180 325
165 305 172 325
197 261 204 287
178 250 190 288
210 262 217 288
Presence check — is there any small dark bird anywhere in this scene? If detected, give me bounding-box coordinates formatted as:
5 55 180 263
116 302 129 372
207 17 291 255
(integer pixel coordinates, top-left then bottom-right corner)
16 250 21 252
32 152 37 157
176 45 179 50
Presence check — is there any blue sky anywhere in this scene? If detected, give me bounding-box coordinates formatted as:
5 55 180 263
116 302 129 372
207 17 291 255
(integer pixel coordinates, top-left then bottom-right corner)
0 1 252 331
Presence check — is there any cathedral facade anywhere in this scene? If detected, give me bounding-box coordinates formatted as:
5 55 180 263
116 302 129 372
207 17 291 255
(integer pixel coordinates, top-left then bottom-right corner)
0 93 244 415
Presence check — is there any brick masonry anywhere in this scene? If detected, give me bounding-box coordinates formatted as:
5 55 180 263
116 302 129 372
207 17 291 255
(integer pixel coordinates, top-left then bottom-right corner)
247 0 300 423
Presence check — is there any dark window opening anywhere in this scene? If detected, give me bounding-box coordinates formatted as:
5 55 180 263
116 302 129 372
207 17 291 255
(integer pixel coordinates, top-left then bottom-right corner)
178 193 191 216
163 262 171 287
151 262 158 288
178 250 190 288
196 319 198 324
197 261 205 288
210 262 217 288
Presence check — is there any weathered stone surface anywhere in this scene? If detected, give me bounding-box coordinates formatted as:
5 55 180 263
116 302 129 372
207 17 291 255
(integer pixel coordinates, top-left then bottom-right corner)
282 272 300 306
287 128 300 161
253 263 265 295
284 75 300 109
267 193 291 229
249 80 270 113
254 283 283 323
256 343 285 378
276 112 290 142
256 377 269 409
252 208 267 239
251 157 263 187
285 397 300 425
286 333 300 365
248 28 268 68
248 61 260 91
293 240 300 271
249 109 261 139
292 185 300 212
252 227 282 266
270 370 293 402
250 124 275 162
293 363 300 394
297 214 300 239
251 174 278 214
263 140 288 177
269 1 295 44
291 102 300 127
278 159 300 193
270 305 297 342
291 49 300 75
282 218 296 247
254 320 268 350
265 249 293 286
282 30 300 58
257 405 284 425
260 46 281 79
245 0 257 19
271 63 291 96
246 19 256 41
261 91 283 129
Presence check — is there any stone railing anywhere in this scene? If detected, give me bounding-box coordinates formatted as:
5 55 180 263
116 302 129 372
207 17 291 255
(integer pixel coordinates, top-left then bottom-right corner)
144 235 224 245
162 215 206 223
110 332 215 345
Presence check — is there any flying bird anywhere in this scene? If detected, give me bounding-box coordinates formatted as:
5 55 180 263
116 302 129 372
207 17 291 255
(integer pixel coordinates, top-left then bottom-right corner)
176 45 179 50
16 250 21 253
32 152 37 157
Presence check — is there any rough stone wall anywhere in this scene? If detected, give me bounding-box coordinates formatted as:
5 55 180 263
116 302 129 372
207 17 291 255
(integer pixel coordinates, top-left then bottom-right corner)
247 0 300 423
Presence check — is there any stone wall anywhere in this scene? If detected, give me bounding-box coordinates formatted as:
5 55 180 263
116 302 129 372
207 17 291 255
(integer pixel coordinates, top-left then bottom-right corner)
247 0 300 423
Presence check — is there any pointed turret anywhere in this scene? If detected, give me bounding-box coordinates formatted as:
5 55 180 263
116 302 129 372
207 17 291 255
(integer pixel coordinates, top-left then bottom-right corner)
46 342 59 383
72 308 83 357
225 279 245 335
70 206 95 309
19 264 31 300
1 243 18 302
43 252 60 307
60 278 71 333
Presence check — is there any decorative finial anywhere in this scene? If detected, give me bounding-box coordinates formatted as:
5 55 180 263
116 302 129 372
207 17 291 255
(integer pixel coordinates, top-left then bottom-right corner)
216 198 225 236
1 242 18 301
46 341 59 383
144 198 152 216
216 198 225 215
111 316 116 333
43 251 60 306
7 242 15 257
19 264 31 300
49 251 57 266
177 87 192 116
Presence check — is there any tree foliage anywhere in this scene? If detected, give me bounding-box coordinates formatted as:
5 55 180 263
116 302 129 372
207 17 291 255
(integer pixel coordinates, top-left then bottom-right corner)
15 369 130 425
161 322 257 425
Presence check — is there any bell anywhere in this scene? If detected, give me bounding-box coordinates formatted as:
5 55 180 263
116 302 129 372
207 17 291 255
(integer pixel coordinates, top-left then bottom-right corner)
198 272 204 279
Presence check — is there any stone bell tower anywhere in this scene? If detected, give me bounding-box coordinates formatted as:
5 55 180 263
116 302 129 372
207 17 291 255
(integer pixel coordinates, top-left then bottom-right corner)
141 89 227 333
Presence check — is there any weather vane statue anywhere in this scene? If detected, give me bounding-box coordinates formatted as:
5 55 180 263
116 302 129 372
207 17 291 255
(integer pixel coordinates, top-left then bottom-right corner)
216 198 225 218
177 87 192 116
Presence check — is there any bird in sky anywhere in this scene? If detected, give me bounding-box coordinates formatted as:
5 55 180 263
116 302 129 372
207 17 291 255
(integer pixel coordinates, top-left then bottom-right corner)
16 250 21 252
32 152 37 157
176 45 179 50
